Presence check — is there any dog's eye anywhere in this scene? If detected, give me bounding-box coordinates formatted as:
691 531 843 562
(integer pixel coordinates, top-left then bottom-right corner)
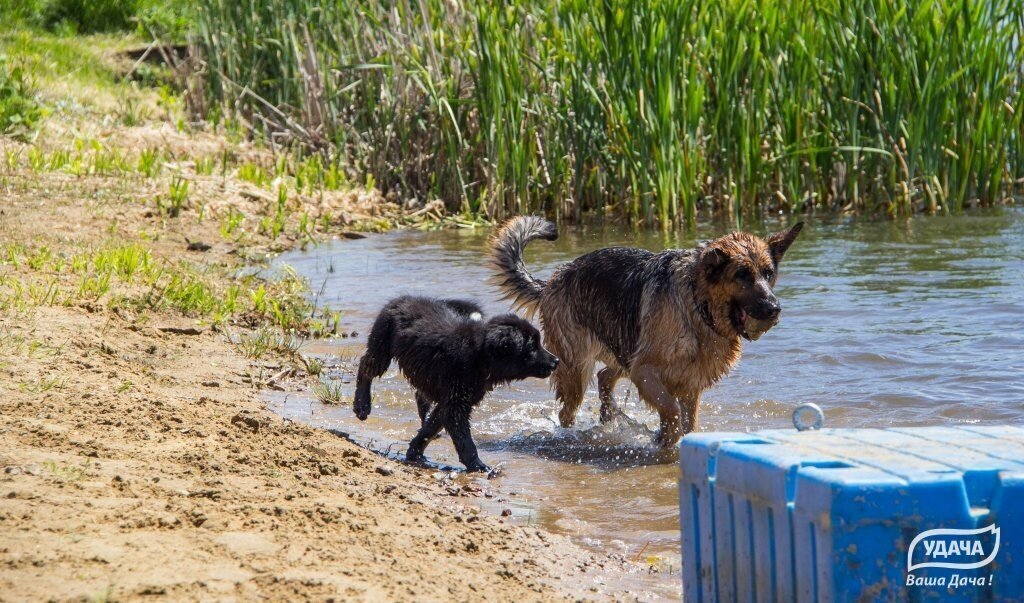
762 268 774 281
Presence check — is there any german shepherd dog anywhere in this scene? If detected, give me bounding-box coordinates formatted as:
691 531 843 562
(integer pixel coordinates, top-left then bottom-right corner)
353 296 560 471
490 217 803 448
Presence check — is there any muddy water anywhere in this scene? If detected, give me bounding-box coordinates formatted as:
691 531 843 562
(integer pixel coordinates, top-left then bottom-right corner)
268 210 1024 600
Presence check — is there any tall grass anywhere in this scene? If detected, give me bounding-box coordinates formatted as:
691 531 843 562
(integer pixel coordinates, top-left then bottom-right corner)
193 0 1024 226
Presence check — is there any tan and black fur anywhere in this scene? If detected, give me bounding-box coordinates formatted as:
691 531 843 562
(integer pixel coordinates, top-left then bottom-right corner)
490 217 803 447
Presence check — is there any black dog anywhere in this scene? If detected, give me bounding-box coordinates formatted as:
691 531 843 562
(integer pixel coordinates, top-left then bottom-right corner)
353 296 559 472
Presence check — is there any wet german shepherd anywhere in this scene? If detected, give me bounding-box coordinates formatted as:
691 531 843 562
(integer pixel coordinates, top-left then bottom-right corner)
490 217 803 447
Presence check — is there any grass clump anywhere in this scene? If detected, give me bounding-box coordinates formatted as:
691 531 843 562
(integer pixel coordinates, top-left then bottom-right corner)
193 0 1024 226
302 355 324 377
232 327 302 360
0 56 44 139
311 376 344 405
157 176 190 217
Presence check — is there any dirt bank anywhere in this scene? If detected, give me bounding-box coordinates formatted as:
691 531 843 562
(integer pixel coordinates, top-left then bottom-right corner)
0 34 640 602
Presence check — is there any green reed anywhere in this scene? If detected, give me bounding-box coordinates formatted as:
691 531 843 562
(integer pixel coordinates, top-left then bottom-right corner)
193 0 1024 226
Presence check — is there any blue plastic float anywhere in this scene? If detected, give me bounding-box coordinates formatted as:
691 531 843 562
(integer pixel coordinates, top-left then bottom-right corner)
679 425 1024 602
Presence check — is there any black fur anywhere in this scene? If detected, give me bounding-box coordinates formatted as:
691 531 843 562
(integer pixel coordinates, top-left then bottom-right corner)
353 296 559 472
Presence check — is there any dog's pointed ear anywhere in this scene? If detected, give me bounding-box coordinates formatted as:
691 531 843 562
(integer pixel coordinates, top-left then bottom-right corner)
766 222 804 264
698 246 729 282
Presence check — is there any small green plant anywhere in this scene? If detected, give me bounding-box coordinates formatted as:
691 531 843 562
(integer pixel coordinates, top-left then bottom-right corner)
233 327 302 359
42 460 89 482
47 148 70 171
274 330 302 356
234 327 273 359
137 147 161 177
237 162 268 187
21 375 67 393
159 176 189 217
157 85 180 118
220 207 244 239
195 155 215 175
117 94 146 126
260 185 288 239
311 376 344 404
161 274 217 316
77 271 112 301
90 147 121 174
93 243 154 280
303 355 324 376
27 146 45 171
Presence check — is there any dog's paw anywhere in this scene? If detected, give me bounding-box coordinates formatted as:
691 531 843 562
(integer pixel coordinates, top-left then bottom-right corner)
653 428 682 449
599 403 628 424
352 395 371 421
463 459 490 473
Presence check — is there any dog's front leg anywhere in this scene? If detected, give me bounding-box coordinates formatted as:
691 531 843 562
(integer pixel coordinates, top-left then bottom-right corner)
629 364 682 448
444 406 488 473
679 391 700 435
407 405 446 464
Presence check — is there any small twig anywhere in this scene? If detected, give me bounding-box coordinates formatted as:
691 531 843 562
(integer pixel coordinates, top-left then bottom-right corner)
267 366 293 385
631 541 651 563
122 41 158 83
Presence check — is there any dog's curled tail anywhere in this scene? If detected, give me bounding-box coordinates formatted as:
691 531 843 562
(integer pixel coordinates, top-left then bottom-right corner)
489 216 558 315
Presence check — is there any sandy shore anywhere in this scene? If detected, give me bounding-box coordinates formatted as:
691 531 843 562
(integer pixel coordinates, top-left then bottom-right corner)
0 49 642 600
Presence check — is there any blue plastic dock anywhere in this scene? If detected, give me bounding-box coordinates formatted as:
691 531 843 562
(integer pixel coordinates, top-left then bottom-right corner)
679 426 1024 602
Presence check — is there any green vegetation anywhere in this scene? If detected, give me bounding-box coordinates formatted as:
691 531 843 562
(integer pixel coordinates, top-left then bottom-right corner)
194 0 1024 225
1 0 192 38
302 355 324 377
311 375 344 404
0 57 44 138
233 326 303 360
0 240 330 338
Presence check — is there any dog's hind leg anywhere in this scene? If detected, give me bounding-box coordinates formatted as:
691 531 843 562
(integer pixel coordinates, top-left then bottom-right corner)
414 391 445 442
353 310 395 420
407 405 446 464
543 320 595 428
444 405 488 473
554 358 593 429
415 391 433 424
597 365 625 423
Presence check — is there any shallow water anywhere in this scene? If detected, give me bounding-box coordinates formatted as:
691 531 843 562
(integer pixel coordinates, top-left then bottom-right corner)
268 210 1024 600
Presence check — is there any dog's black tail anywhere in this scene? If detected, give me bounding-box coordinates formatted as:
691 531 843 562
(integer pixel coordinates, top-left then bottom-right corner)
489 216 558 315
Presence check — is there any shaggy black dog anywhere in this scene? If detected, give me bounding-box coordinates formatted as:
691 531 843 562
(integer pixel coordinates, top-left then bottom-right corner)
353 296 559 472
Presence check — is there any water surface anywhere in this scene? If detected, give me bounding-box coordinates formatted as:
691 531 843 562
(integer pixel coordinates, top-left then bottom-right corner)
268 210 1024 600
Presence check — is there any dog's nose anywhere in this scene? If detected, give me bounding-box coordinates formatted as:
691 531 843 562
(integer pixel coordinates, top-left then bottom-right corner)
550 356 560 369
753 300 781 321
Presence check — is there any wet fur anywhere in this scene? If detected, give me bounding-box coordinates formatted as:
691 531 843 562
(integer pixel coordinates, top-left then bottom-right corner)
490 217 803 447
353 296 559 471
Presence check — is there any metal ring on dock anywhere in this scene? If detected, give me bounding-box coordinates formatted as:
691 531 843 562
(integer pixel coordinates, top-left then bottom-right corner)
792 403 825 431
